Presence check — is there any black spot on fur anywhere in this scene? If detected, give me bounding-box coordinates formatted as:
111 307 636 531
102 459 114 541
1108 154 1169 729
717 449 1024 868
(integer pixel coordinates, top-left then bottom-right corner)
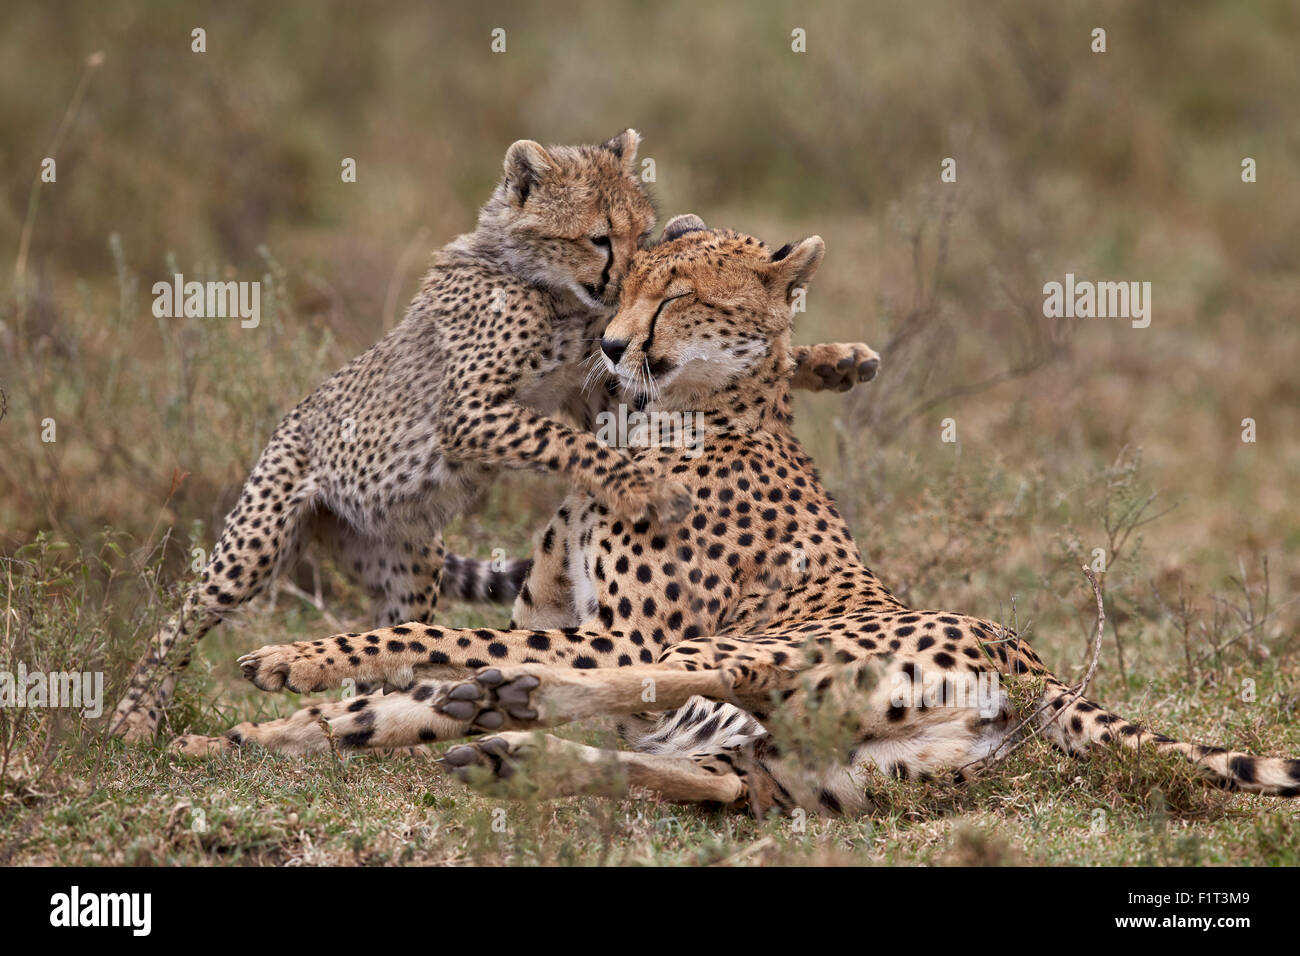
1230 755 1257 784
341 729 374 748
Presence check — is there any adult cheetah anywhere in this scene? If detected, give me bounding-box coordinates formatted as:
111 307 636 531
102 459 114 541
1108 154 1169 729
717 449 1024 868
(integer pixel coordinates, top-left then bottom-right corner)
178 220 1300 812
110 133 877 741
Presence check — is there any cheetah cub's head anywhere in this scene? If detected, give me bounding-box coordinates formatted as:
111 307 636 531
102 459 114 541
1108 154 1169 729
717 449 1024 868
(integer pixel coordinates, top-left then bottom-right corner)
479 129 656 311
599 215 824 408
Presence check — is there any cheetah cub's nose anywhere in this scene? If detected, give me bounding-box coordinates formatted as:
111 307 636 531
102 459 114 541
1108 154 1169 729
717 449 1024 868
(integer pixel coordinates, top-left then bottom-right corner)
600 338 629 365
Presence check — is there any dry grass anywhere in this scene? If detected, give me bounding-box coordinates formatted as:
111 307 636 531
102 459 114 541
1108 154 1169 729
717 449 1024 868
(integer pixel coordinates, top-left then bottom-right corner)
2 0 1299 865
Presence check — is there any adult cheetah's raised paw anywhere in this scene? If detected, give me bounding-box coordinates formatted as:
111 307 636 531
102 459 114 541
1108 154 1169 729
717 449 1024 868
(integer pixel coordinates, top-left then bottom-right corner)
793 342 881 393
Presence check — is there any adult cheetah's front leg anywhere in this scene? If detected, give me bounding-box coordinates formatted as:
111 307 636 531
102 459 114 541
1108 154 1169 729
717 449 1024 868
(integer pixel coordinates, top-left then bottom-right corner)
289 663 728 752
174 665 711 757
236 617 683 694
171 681 748 809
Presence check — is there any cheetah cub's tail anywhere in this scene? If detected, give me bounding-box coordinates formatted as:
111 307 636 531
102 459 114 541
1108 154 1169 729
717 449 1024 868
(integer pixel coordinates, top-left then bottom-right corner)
1038 679 1300 797
440 552 533 605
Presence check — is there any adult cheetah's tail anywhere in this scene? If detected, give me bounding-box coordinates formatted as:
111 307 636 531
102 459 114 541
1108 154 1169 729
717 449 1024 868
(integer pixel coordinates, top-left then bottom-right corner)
440 553 532 605
1040 679 1300 797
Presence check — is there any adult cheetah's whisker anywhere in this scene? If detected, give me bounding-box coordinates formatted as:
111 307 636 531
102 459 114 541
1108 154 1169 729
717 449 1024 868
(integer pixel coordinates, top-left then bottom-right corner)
641 355 660 403
579 350 608 396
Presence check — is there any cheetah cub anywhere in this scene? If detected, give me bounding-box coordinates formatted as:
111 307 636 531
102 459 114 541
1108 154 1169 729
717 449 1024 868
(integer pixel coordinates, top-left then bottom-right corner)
110 131 878 740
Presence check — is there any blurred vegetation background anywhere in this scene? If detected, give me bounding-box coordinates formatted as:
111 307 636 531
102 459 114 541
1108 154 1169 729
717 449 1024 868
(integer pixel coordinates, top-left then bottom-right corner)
2 0 1299 767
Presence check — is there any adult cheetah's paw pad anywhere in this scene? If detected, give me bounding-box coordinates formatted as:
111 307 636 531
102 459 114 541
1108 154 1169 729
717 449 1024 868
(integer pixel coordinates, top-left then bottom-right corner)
435 680 486 722
238 644 321 693
170 734 239 758
810 343 881 392
441 735 530 781
480 668 542 721
435 668 542 730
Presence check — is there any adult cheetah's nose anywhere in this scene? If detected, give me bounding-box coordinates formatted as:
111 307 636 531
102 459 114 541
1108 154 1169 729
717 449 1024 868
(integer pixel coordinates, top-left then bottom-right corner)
600 338 628 365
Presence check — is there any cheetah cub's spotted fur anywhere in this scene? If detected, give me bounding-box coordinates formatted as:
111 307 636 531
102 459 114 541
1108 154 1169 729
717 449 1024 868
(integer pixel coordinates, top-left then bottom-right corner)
181 221 1300 813
111 132 878 741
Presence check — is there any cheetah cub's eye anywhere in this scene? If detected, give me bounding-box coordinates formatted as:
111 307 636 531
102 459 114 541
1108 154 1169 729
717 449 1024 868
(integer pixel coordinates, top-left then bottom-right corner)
590 235 611 248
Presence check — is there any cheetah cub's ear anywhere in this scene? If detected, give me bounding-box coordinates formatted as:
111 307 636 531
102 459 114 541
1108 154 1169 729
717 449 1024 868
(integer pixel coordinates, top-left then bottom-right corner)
503 140 555 206
603 128 641 171
661 214 708 243
763 236 825 307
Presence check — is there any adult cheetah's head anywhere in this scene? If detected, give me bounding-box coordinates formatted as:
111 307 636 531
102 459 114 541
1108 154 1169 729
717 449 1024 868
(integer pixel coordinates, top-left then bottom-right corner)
599 215 824 406
479 129 656 310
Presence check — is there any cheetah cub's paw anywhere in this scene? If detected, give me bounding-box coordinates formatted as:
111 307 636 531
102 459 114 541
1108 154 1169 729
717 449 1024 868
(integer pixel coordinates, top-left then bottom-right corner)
643 478 694 524
604 473 693 524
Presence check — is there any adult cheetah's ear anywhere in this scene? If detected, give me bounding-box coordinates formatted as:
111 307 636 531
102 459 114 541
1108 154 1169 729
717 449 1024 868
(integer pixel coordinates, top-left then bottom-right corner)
762 236 825 307
661 214 707 243
503 140 555 206
603 128 641 171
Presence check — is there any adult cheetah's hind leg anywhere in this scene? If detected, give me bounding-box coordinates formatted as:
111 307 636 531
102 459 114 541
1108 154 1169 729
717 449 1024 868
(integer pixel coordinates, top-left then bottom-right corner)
170 686 462 757
441 732 748 808
429 663 734 733
170 694 363 757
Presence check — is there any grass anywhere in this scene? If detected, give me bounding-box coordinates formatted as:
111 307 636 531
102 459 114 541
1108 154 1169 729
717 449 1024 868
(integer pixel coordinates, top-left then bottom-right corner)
6 661 1299 866
2 0 1299 864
